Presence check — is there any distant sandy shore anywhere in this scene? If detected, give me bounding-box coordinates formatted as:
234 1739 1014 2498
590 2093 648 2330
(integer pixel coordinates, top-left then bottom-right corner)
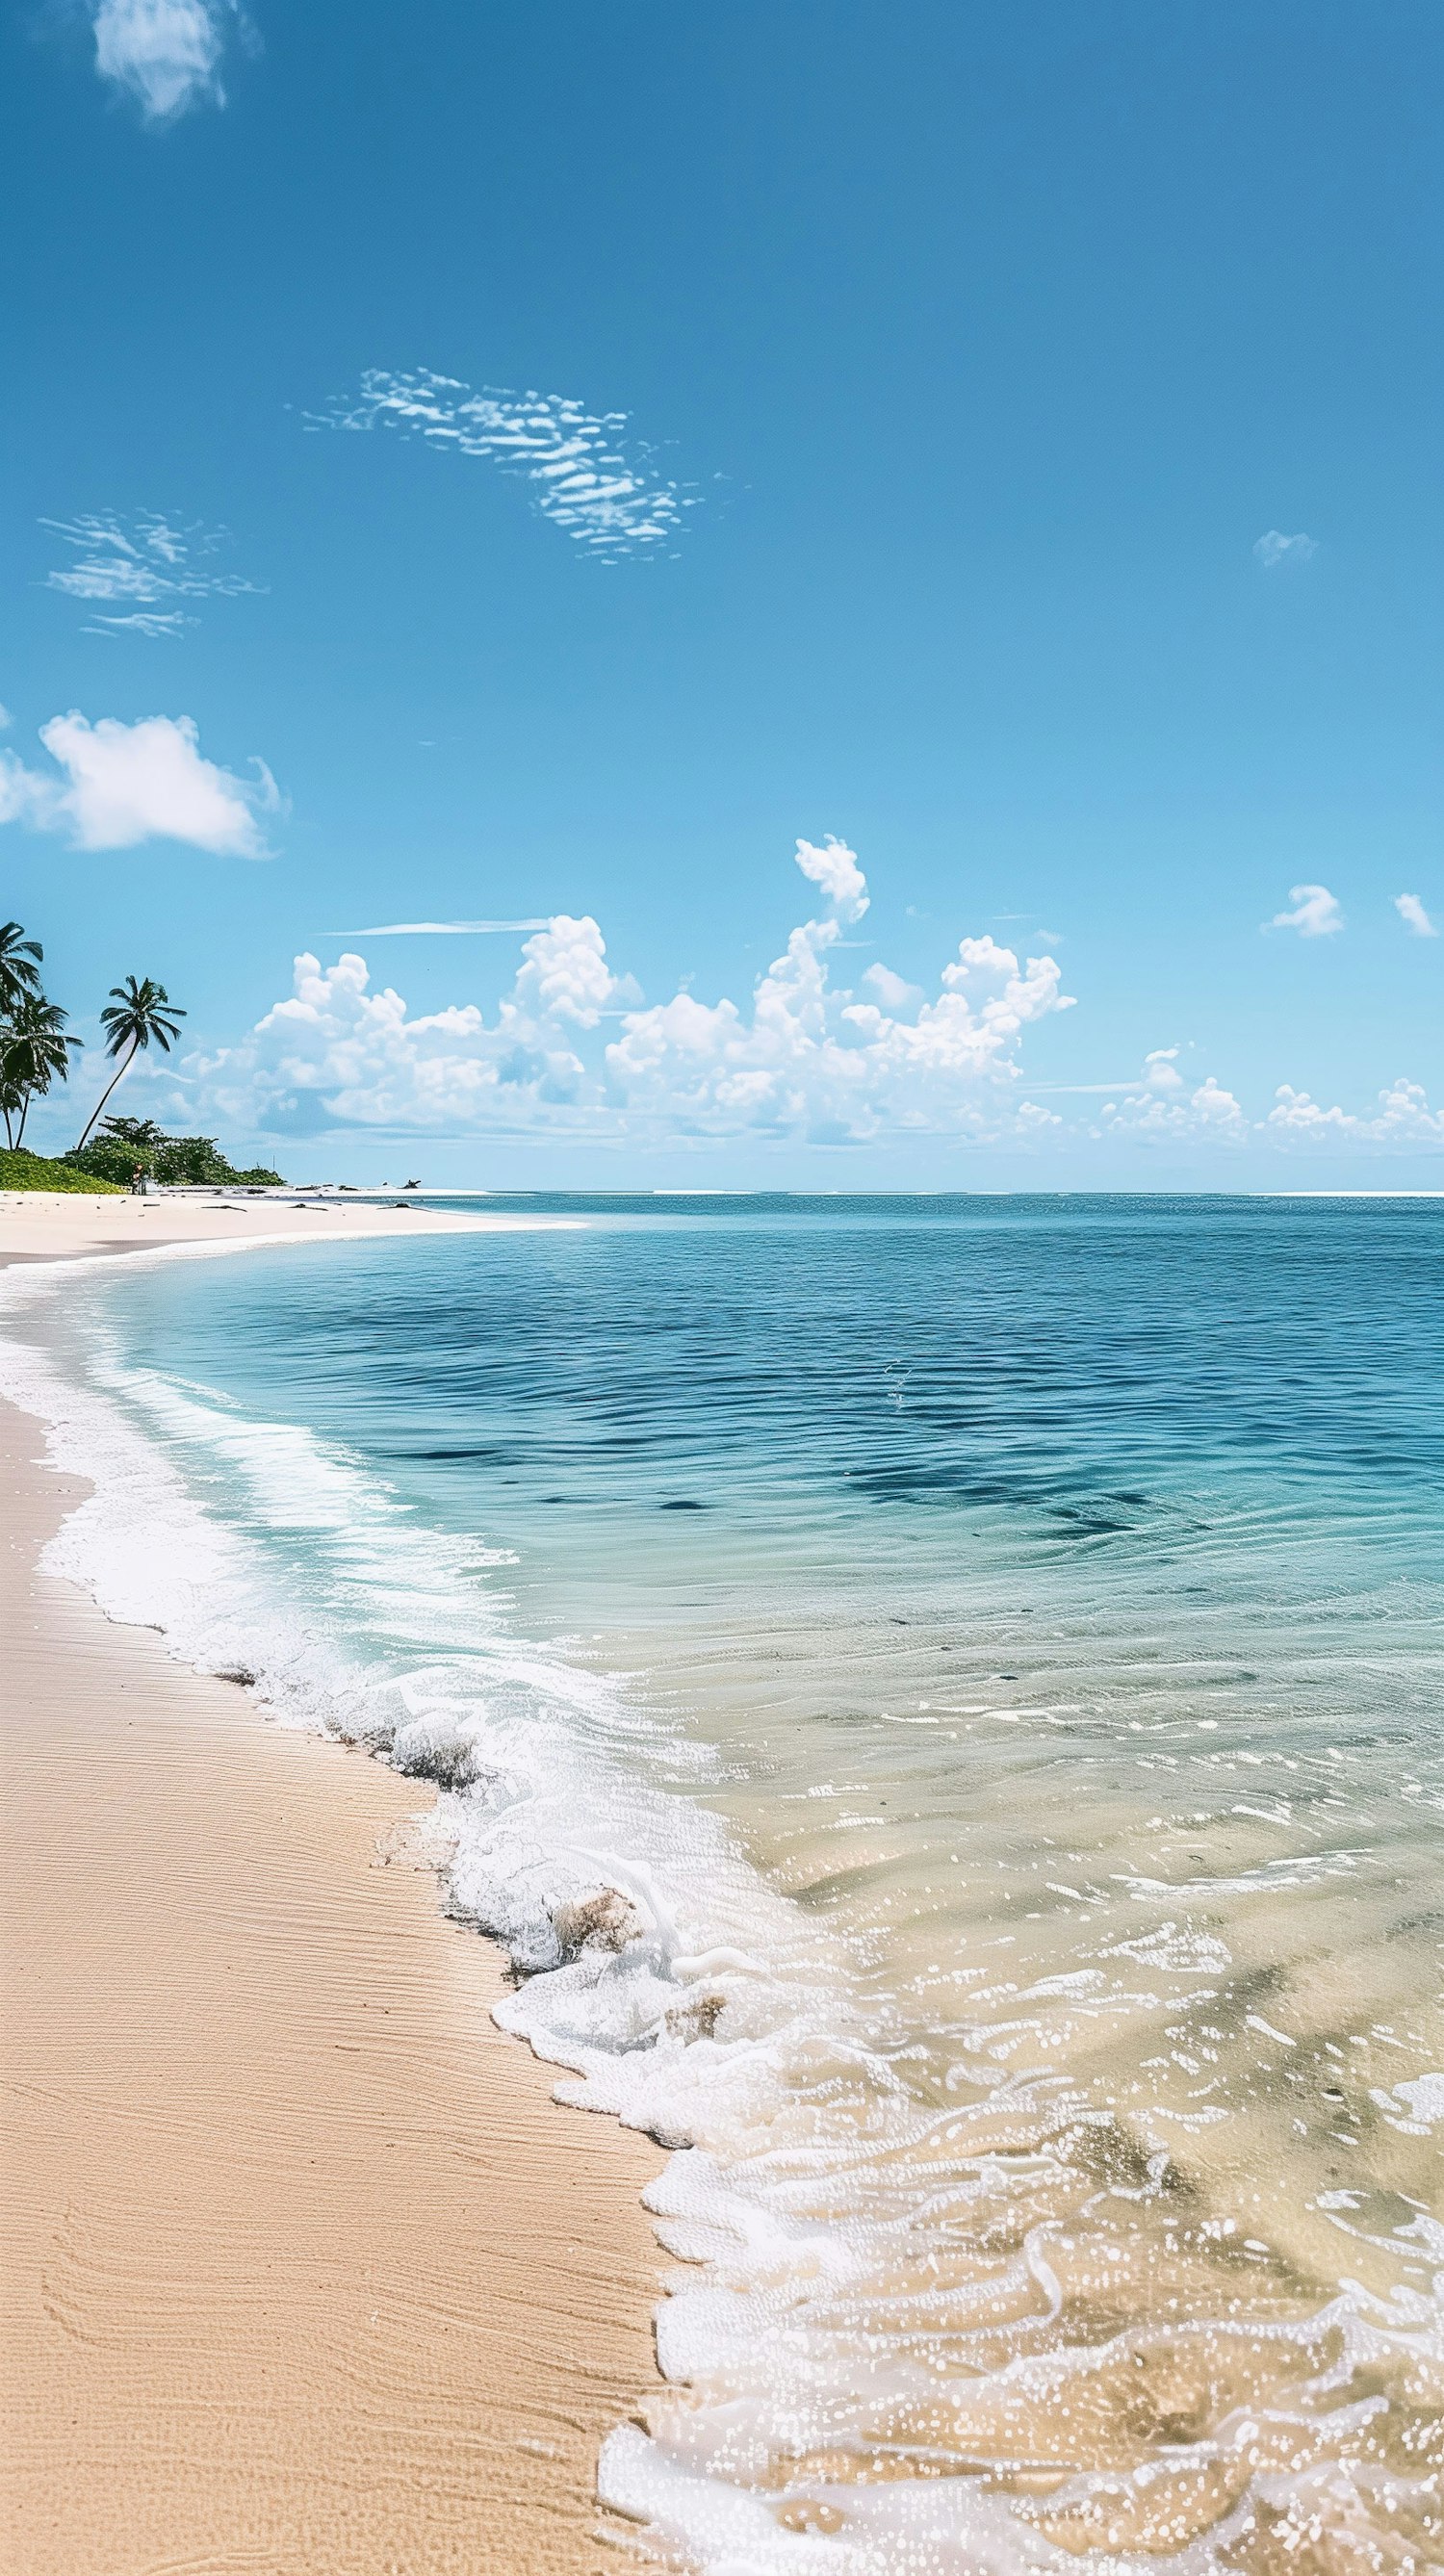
0 1185 567 1261
0 1203 664 2575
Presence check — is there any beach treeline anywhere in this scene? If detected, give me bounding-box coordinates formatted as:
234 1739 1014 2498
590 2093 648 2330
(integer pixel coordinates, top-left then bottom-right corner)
0 917 282 1189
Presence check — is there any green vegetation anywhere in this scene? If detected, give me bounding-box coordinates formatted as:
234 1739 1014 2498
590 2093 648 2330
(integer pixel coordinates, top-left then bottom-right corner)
64 1117 284 1190
1 919 284 1186
0 1147 125 1196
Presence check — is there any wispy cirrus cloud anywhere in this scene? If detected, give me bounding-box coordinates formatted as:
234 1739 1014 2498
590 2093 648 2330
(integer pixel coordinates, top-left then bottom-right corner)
1395 892 1438 939
1253 529 1318 570
42 512 263 637
90 0 250 123
329 918 554 937
1268 883 1343 938
310 369 699 559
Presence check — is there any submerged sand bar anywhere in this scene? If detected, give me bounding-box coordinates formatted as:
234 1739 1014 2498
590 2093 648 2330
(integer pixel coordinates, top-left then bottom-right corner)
0 1198 663 2576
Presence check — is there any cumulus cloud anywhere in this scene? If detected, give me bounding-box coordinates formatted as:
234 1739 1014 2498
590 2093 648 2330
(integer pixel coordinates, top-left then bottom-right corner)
1096 1060 1249 1145
863 962 922 1013
512 914 637 1027
611 914 1073 1144
1395 892 1438 939
198 948 607 1138
794 835 868 923
197 836 1075 1144
1091 1056 1439 1154
1141 1046 1184 1093
1265 1079 1444 1146
1268 883 1343 938
0 711 279 856
91 0 240 121
311 369 698 559
176 832 1442 1159
42 512 262 637
1253 530 1318 570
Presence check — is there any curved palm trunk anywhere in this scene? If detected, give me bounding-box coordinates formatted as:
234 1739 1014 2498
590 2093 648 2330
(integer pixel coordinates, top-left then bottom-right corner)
13 1088 34 1150
76 1043 139 1153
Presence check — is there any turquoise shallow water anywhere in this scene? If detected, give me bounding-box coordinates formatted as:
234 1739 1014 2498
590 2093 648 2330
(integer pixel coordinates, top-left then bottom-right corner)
5 1196 1441 2573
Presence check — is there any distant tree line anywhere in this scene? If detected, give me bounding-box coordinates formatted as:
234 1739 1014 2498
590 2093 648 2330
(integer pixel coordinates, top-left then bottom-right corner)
0 919 283 1188
66 1114 285 1189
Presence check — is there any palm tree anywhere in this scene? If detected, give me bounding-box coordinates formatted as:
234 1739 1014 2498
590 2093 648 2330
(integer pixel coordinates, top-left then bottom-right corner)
0 922 44 1022
75 977 187 1150
0 1059 22 1150
1 995 83 1148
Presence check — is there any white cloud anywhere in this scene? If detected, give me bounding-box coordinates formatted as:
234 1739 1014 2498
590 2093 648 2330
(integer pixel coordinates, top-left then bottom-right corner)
1097 1062 1249 1145
862 962 922 1013
91 0 236 122
1268 883 1343 938
512 914 636 1027
42 512 261 636
0 705 12 731
612 918 1073 1144
1189 1074 1251 1134
1265 1079 1444 1146
794 835 868 923
197 837 1075 1144
174 831 1444 1159
1094 1058 1440 1154
1395 892 1438 940
328 919 554 937
0 711 279 856
0 764 48 832
199 949 600 1137
1253 530 1318 570
311 369 698 560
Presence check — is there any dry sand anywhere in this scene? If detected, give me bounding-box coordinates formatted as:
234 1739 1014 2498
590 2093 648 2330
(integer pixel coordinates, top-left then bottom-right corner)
0 1201 667 2576
0 1186 563 1260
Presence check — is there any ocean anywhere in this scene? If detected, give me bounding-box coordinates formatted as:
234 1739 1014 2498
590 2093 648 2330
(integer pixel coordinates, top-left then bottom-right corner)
3 1195 1440 2574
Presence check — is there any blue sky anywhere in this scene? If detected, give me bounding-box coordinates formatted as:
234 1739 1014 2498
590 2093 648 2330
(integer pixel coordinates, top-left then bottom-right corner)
3 0 1441 1186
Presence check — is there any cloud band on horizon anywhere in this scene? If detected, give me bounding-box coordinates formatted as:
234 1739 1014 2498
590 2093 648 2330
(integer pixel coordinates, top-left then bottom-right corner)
199 837 1075 1146
182 835 1443 1160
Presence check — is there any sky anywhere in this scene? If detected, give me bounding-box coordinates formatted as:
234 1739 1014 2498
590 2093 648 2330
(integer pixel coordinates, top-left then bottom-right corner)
3 0 1441 1188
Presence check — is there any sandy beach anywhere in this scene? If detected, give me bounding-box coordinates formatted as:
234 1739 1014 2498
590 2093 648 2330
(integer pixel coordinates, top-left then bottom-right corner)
0 1186 564 1259
0 1198 664 2576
